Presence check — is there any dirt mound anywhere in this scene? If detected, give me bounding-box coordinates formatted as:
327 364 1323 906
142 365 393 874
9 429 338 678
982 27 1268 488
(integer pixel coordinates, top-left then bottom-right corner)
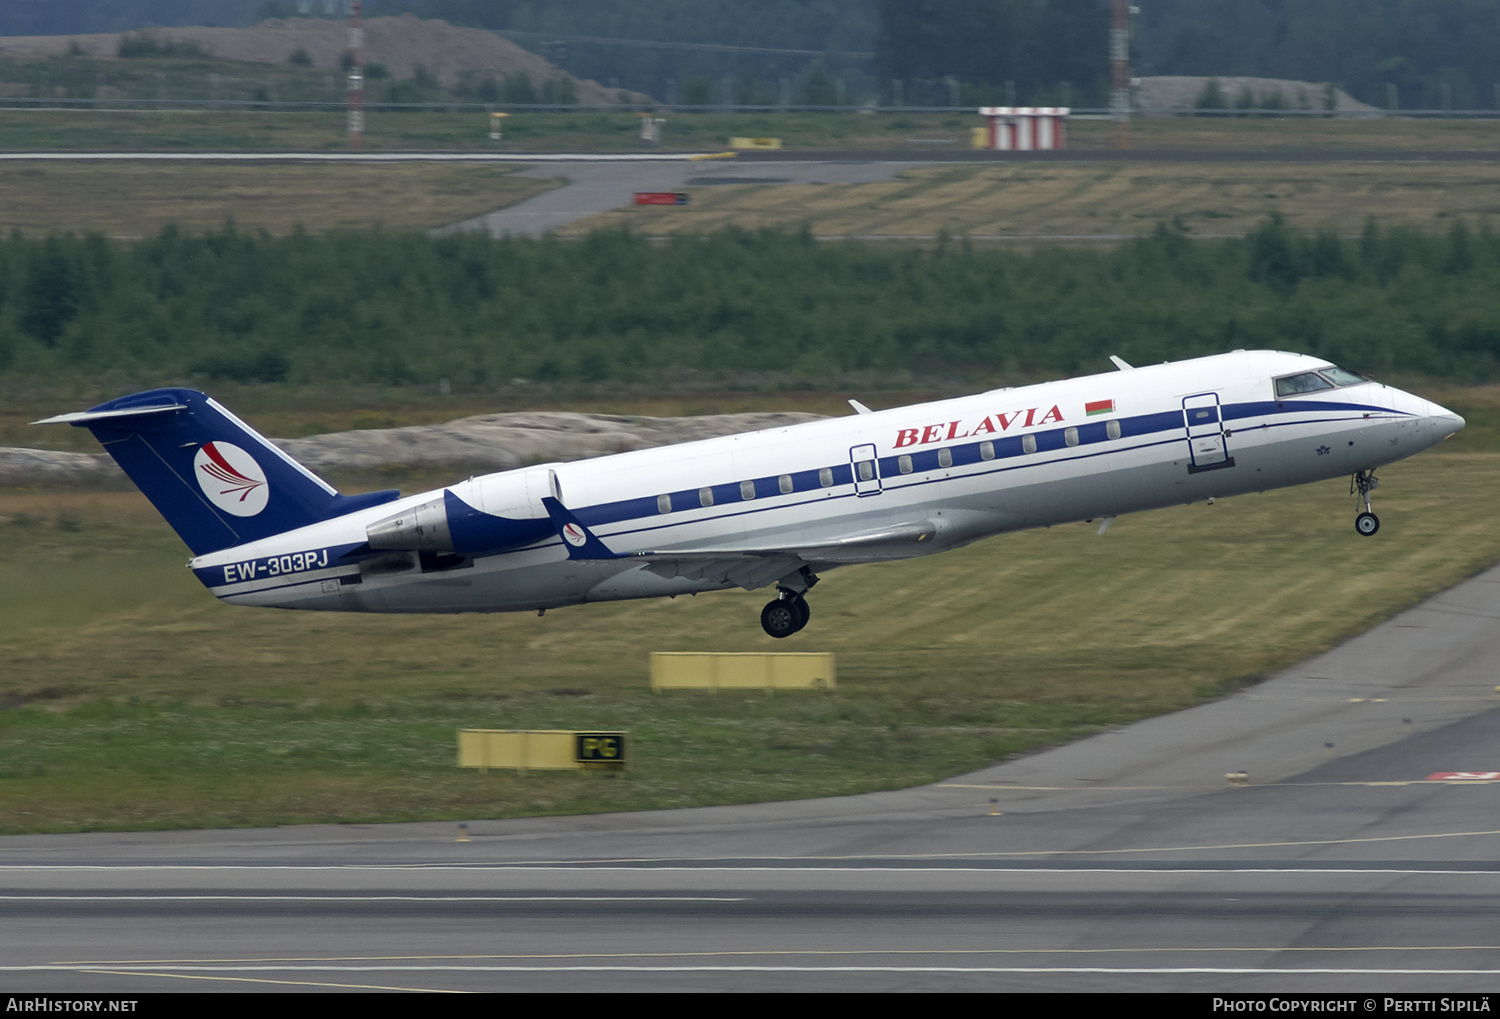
1135 76 1381 116
0 15 640 105
1 409 826 489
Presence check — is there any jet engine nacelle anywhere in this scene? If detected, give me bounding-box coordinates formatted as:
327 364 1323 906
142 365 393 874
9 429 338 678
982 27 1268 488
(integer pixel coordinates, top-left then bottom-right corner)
366 465 561 556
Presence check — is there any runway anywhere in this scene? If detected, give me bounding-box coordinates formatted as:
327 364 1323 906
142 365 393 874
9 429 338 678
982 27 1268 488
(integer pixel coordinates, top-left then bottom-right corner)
5 564 1500 992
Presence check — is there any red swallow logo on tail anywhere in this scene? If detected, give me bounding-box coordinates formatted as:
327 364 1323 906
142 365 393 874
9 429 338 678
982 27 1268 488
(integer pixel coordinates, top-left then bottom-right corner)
193 441 269 517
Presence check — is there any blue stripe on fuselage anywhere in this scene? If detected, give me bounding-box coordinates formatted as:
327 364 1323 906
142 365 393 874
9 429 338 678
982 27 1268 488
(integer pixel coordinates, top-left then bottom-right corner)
574 398 1402 530
209 397 1405 596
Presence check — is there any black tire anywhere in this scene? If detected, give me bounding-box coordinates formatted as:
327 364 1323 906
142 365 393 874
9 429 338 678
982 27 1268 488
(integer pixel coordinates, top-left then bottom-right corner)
1355 511 1380 537
791 597 811 633
761 599 798 638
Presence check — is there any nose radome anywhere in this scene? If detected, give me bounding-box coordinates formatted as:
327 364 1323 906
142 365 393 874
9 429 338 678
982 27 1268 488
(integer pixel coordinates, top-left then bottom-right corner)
1433 409 1465 440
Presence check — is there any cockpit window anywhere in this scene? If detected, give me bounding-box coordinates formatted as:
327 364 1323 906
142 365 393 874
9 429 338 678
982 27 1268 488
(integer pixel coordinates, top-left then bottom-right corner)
1319 365 1370 386
1275 372 1335 398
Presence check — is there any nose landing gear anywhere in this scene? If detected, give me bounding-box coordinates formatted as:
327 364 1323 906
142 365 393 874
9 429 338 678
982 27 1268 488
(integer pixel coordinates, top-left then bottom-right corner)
1352 469 1380 536
760 567 818 638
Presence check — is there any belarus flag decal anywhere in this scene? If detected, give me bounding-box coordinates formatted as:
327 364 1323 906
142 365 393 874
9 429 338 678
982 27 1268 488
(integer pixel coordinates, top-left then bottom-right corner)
1085 399 1115 416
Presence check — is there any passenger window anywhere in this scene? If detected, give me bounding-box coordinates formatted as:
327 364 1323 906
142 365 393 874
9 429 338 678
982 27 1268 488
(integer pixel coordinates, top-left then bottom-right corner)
938 448 953 468
1022 434 1037 454
898 454 912 474
1064 427 1079 447
740 480 755 501
699 487 714 507
657 494 671 514
778 474 793 494
819 467 833 487
1275 372 1334 398
858 460 875 482
980 440 994 460
1106 420 1121 440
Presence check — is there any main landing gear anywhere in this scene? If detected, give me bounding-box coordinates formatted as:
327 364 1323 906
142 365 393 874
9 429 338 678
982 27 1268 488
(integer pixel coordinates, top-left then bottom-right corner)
1352 469 1380 537
760 568 819 638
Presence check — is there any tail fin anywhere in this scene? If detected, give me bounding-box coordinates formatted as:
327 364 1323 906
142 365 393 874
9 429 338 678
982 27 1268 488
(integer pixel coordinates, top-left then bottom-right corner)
34 388 398 555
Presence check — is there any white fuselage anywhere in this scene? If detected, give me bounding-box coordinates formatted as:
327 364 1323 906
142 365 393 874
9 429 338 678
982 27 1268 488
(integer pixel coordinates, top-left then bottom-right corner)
190 351 1463 614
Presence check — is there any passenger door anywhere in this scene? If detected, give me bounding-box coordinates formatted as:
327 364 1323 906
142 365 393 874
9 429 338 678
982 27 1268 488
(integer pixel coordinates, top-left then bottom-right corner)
1183 393 1235 473
849 443 883 496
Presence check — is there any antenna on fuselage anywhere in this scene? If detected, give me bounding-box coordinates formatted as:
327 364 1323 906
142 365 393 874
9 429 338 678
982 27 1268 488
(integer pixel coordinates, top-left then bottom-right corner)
1109 355 1134 371
848 399 873 415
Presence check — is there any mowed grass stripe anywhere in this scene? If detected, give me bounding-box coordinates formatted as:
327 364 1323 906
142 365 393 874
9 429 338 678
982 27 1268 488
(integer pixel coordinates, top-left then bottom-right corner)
0 447 1492 832
561 164 1500 240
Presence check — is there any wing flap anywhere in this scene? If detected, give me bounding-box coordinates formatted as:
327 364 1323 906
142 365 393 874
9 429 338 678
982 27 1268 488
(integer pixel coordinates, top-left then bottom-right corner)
643 555 799 591
634 519 938 566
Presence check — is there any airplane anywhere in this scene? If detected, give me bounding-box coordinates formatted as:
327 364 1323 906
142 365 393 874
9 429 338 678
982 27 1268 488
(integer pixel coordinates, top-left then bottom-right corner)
35 349 1464 638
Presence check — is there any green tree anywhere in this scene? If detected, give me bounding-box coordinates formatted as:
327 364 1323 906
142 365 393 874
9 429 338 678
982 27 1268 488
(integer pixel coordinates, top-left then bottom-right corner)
19 237 81 347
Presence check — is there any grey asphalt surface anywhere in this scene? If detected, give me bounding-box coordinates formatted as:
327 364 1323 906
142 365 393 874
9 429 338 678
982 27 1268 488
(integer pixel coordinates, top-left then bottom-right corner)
5 565 1500 992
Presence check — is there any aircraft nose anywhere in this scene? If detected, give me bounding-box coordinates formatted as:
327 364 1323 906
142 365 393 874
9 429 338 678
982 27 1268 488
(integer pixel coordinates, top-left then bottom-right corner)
1431 407 1466 441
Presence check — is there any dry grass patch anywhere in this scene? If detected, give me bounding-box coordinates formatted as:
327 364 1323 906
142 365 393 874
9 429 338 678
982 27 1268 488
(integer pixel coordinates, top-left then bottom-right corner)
560 162 1500 239
0 162 559 236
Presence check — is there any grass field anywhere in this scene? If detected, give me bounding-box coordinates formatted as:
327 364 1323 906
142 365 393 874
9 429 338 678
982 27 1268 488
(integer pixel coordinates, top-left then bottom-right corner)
0 162 559 237
0 435 1493 834
9 149 1500 242
561 162 1500 240
5 102 1499 834
3 108 1500 154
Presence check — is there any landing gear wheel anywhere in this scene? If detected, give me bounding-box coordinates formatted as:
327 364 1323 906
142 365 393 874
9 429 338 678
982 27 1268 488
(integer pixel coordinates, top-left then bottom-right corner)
1351 470 1381 536
761 599 799 639
792 596 811 632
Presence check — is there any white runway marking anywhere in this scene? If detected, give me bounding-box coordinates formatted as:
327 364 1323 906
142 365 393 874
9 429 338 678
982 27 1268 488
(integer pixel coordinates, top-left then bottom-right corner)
9 964 1500 976
0 894 744 901
0 152 738 162
4 863 1499 874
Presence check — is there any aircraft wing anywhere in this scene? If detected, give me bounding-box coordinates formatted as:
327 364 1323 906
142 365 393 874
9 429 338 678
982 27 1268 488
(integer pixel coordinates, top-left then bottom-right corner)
631 520 938 589
541 497 936 591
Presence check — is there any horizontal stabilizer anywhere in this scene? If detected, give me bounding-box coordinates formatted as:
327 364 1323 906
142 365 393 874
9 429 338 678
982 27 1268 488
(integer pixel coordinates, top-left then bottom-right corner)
32 403 188 426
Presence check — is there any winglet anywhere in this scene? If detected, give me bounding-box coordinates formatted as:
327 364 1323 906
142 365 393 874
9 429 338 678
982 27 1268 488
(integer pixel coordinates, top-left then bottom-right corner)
541 497 622 560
